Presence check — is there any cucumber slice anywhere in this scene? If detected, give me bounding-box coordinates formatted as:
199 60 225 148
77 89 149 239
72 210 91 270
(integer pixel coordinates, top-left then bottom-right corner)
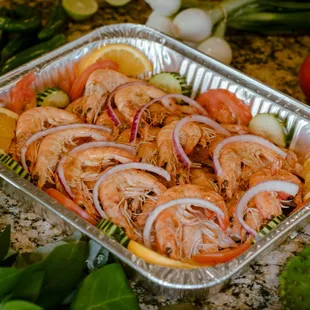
149 72 192 97
0 154 32 182
97 219 130 247
36 88 70 109
253 214 286 243
248 113 286 147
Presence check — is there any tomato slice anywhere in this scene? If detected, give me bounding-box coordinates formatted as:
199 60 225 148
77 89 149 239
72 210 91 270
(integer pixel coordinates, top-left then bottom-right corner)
299 55 310 100
69 59 119 101
196 89 252 126
10 72 36 115
192 240 252 265
45 188 98 226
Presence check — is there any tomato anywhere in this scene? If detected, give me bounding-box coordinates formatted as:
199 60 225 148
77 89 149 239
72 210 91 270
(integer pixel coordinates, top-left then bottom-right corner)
69 59 119 101
299 55 310 100
10 72 36 115
192 240 252 265
45 188 98 226
196 89 252 126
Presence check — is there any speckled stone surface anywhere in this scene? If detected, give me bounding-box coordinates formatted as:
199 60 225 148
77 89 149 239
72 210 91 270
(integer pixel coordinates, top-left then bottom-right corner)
1 1 310 309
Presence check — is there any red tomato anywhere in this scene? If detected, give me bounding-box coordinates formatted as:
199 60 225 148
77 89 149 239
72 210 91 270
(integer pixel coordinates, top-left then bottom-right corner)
10 72 36 114
196 89 252 126
45 188 98 226
69 59 119 101
192 240 252 265
299 55 310 100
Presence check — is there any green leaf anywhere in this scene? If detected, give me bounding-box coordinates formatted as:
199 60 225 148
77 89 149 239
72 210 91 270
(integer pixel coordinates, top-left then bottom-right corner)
0 249 18 267
0 225 11 262
11 270 45 303
71 263 139 310
35 242 88 309
0 268 24 298
1 300 43 310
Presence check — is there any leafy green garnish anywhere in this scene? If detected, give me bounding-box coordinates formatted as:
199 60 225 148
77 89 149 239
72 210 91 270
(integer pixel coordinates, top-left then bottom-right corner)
280 246 310 310
0 225 139 310
71 263 139 310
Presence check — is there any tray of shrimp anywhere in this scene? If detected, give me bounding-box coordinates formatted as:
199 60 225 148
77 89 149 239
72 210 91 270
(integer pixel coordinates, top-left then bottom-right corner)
0 24 310 298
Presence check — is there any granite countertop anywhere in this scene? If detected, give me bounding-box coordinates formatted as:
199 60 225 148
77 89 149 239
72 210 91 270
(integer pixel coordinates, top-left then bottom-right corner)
1 1 310 309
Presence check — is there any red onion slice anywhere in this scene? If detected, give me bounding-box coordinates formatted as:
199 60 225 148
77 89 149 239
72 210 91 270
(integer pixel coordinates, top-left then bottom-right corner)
130 95 208 143
57 141 136 198
172 115 232 168
93 163 171 218
20 124 111 171
236 181 299 237
107 81 148 126
143 198 225 248
213 134 287 176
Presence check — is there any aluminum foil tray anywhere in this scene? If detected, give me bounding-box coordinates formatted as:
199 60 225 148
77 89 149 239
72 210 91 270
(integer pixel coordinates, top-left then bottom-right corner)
1 24 310 300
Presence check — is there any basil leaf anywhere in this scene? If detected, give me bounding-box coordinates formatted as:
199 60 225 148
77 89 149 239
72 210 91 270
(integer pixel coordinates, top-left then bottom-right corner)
1 300 43 310
71 263 139 310
0 225 11 262
35 242 88 309
0 268 24 298
11 270 45 303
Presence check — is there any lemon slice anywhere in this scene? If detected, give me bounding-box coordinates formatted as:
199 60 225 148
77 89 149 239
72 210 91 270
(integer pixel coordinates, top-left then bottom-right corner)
0 113 17 152
0 107 19 120
105 0 132 6
79 44 153 77
62 0 98 21
127 240 198 269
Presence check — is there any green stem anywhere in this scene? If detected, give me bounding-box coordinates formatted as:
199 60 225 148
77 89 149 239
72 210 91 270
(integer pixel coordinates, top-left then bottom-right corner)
208 0 257 25
213 19 227 38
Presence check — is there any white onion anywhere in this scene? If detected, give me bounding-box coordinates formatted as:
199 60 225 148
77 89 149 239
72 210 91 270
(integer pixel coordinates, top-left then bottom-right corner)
143 198 225 248
146 11 174 36
213 134 287 176
93 163 171 218
57 141 136 198
20 124 111 171
197 37 233 65
236 181 299 237
145 0 181 16
173 115 231 168
172 8 212 42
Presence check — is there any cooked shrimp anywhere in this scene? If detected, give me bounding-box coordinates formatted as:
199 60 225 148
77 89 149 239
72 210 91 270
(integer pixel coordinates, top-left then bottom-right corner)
218 141 293 199
62 147 135 216
249 168 302 219
65 97 84 119
98 169 167 241
95 109 126 130
82 69 130 124
16 107 82 159
30 127 112 189
137 141 158 165
190 168 218 192
221 124 249 135
154 185 233 260
114 84 177 138
117 128 132 143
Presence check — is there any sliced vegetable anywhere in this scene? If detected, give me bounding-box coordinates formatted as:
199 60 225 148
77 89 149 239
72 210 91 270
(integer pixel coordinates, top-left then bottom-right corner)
248 113 286 147
192 240 252 265
45 188 98 225
0 154 32 181
36 88 70 108
255 214 286 240
69 59 119 101
149 72 192 97
105 0 132 6
97 219 130 247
